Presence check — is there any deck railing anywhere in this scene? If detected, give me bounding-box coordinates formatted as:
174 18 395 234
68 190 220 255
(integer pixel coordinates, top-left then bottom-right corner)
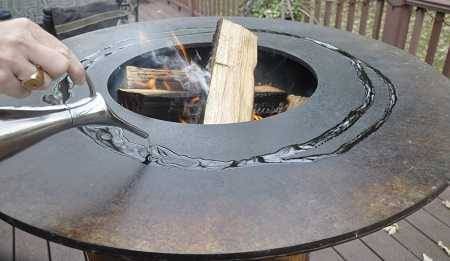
167 0 449 77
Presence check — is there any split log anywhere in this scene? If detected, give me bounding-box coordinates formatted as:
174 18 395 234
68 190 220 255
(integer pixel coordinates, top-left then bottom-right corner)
254 85 288 116
203 18 258 124
117 88 203 123
124 66 307 113
287 95 308 109
119 85 283 96
125 66 187 90
118 84 293 119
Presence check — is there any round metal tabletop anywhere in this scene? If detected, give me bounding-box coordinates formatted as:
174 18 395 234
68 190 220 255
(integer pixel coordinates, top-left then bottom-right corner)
0 17 448 260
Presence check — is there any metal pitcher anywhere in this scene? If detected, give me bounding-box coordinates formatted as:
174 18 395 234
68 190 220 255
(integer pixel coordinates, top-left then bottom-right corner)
0 75 148 160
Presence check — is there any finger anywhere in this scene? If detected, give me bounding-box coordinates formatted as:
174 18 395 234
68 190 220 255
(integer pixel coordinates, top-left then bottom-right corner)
11 57 37 81
0 69 30 98
25 43 71 79
11 59 51 90
28 23 85 84
66 51 86 85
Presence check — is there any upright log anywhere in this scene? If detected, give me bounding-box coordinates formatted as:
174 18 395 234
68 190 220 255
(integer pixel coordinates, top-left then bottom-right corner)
203 18 258 124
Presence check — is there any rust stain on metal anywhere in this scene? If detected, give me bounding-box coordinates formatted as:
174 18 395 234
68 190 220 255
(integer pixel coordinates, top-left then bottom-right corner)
353 176 433 221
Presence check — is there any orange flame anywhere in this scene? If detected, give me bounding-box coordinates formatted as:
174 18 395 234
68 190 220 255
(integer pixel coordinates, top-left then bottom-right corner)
178 96 202 124
146 78 156 89
252 112 264 121
171 33 191 64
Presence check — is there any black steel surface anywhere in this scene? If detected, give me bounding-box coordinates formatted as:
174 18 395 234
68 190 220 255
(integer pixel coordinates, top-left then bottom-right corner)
0 17 449 260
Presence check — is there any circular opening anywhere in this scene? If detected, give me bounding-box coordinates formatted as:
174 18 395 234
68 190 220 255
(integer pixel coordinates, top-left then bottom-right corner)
108 44 318 124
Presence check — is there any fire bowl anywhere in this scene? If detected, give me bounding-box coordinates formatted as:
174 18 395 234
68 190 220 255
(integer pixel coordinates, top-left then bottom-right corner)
0 17 449 260
108 44 317 123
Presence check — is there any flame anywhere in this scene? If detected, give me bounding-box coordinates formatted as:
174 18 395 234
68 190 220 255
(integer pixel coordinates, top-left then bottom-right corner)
171 32 191 64
179 117 189 124
190 96 201 104
146 78 156 89
252 112 264 121
178 95 202 123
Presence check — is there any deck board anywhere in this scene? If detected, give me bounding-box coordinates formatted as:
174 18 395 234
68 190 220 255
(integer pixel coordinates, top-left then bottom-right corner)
406 209 450 244
424 199 450 227
50 242 85 261
393 220 449 261
14 228 48 261
438 188 450 200
361 230 419 261
334 239 382 261
0 219 12 261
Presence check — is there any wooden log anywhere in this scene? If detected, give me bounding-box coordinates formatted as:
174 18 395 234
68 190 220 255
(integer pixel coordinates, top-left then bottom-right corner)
203 18 258 124
254 85 288 117
125 66 187 90
119 85 283 96
117 88 203 123
117 84 307 120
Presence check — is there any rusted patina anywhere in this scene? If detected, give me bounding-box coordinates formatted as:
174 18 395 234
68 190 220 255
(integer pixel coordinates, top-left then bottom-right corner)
0 17 448 260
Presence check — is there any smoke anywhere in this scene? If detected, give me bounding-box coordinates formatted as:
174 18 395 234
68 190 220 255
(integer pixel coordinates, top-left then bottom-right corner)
137 31 210 95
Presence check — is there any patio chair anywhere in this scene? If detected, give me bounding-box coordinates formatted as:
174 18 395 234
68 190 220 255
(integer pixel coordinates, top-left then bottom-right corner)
0 0 138 39
42 0 139 39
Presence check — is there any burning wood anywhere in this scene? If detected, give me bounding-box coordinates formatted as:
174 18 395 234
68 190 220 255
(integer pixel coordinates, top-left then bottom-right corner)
118 83 307 123
126 66 188 90
117 88 203 123
253 113 264 121
120 19 308 124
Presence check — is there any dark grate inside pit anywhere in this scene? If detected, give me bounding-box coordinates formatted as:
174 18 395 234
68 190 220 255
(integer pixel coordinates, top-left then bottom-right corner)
108 44 318 124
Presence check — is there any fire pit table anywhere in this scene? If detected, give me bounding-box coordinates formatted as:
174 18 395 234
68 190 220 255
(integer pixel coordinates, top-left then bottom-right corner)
0 17 449 260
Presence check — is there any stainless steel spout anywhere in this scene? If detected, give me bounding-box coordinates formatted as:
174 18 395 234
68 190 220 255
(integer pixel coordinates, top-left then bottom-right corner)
0 75 148 161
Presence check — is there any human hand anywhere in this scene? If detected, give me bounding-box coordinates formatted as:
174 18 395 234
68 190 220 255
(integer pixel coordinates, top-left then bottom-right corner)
0 18 85 98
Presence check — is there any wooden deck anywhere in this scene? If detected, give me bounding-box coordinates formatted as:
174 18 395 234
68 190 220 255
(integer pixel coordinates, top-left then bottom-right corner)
0 187 448 261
